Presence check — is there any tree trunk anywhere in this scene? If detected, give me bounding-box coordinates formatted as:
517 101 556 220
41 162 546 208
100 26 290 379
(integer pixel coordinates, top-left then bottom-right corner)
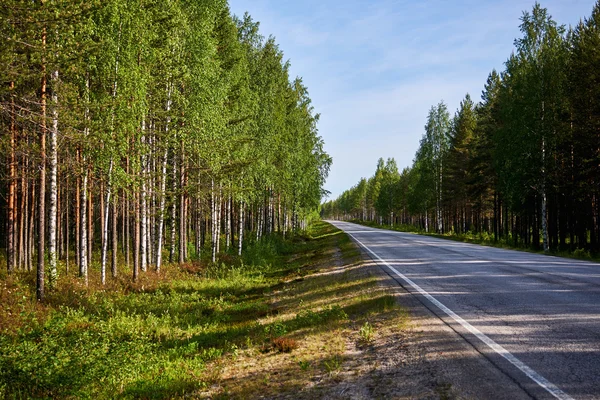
101 160 113 284
80 169 88 284
169 155 177 263
156 146 168 271
37 24 48 302
112 193 118 278
48 68 59 288
126 158 130 268
195 197 201 258
65 184 69 274
179 146 186 264
541 137 549 252
216 185 222 256
225 193 231 250
133 190 140 281
155 82 171 271
87 177 93 267
211 179 217 263
140 120 147 272
79 74 90 284
28 178 35 272
238 200 244 256
19 169 25 270
75 175 80 269
7 81 16 274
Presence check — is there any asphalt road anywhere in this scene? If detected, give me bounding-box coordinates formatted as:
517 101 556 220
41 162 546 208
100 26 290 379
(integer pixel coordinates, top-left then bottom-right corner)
328 220 600 400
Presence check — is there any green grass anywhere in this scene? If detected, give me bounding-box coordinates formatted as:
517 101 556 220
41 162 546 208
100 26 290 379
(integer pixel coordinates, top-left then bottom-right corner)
0 234 291 399
1 274 266 399
0 221 392 399
0 221 410 399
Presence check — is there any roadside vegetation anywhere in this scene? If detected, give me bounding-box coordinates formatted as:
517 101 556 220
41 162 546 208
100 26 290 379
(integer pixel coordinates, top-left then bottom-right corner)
0 221 415 399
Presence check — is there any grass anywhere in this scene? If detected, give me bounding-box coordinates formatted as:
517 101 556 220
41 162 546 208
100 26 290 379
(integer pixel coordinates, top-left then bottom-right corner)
352 219 600 262
358 321 374 345
0 221 410 399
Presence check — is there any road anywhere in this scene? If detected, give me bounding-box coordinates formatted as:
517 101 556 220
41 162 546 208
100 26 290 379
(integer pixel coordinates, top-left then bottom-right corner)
329 220 600 400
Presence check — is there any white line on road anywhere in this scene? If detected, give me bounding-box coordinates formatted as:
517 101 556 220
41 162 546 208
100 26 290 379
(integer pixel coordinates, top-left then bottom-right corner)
345 230 574 400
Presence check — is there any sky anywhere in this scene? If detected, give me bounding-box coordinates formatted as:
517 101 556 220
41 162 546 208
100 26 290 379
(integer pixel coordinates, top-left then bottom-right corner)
228 0 596 201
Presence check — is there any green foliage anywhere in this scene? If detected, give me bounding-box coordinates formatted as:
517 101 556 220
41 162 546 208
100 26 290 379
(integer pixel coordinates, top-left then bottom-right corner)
0 220 365 399
323 354 343 375
297 359 311 371
1 0 330 300
292 305 348 330
358 321 375 344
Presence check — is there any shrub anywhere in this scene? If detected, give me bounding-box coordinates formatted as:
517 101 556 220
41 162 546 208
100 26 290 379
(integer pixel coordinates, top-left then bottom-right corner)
271 337 298 353
573 248 591 259
358 321 374 345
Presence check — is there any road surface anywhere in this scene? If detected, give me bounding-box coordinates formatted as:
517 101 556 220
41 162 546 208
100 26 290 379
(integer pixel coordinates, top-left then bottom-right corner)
329 221 600 400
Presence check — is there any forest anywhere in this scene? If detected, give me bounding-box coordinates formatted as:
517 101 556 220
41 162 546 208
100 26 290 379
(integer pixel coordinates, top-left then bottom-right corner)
322 2 600 254
0 0 331 300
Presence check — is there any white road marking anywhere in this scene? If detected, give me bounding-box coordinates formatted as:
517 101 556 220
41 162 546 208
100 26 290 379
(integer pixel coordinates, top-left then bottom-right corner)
345 230 574 400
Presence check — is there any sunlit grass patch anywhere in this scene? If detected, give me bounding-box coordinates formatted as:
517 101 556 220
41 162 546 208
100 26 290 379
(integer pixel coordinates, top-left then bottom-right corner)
0 221 412 399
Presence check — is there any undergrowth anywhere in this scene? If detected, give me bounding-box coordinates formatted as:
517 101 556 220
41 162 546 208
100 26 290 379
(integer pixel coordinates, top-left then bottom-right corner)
0 232 298 399
0 222 408 399
0 221 407 399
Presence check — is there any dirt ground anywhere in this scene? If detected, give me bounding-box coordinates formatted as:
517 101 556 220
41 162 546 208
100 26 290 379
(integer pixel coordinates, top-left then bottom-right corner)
204 233 531 400
308 252 532 400
269 254 460 400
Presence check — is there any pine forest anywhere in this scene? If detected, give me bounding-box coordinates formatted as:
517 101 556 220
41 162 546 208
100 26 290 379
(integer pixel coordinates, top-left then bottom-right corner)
322 3 600 255
0 0 331 300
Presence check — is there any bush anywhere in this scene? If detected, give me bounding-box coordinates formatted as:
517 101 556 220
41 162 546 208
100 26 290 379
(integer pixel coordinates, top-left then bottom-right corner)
271 337 298 353
573 248 591 259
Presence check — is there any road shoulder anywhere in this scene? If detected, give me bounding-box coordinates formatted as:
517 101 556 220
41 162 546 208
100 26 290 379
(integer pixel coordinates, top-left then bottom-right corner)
361 245 534 400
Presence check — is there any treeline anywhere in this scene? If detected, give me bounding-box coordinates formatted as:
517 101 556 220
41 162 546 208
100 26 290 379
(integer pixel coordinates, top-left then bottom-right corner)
0 0 331 300
322 2 600 254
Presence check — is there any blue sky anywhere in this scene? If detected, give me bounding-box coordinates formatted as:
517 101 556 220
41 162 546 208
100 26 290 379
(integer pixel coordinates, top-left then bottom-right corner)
228 0 596 201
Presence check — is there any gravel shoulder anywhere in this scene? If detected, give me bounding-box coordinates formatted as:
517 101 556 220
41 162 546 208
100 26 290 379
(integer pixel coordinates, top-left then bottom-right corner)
203 222 535 399
305 245 534 400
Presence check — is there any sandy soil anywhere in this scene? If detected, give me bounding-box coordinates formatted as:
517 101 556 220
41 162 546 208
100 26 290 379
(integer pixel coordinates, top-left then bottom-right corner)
203 238 532 399
275 250 533 400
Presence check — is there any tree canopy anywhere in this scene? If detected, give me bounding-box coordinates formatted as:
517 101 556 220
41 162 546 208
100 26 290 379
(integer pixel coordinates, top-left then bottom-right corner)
0 0 331 300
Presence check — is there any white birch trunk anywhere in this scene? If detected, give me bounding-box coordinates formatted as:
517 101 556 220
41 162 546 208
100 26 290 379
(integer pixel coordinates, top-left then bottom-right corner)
79 75 89 285
156 146 168 271
148 124 155 267
238 200 244 256
283 205 288 237
140 118 147 272
266 188 272 235
195 196 201 257
211 179 217 263
111 197 117 278
225 193 231 250
179 146 186 263
169 155 177 263
101 160 113 284
541 136 549 252
48 69 59 287
156 83 171 271
216 186 222 255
